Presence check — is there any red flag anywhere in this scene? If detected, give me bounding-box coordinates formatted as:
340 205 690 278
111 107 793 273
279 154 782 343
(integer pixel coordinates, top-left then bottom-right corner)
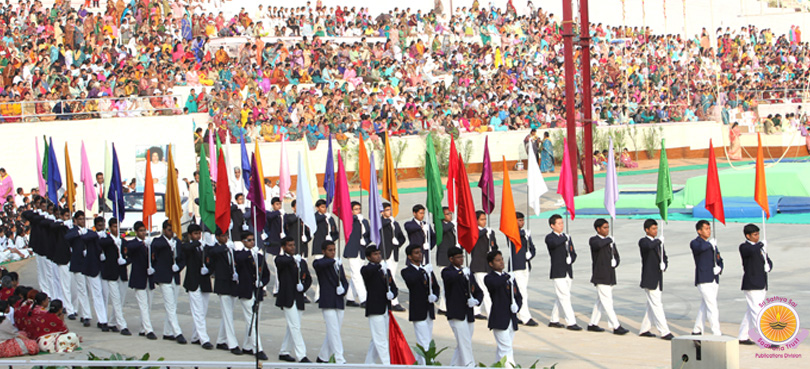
142 149 157 226
705 139 725 225
388 310 416 365
754 133 770 218
446 136 458 212
455 154 479 253
500 157 522 252
358 135 371 192
215 148 232 233
333 151 353 242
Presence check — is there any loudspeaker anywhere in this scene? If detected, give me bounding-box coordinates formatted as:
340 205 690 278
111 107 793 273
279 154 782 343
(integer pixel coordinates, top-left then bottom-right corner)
671 335 739 369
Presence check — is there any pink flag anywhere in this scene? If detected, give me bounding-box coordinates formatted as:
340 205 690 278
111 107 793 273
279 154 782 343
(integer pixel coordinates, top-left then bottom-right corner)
80 141 96 211
279 136 291 199
333 151 353 243
208 129 217 178
557 138 576 220
35 138 46 194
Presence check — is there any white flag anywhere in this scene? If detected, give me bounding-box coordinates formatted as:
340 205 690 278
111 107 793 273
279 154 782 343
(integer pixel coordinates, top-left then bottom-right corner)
527 145 548 216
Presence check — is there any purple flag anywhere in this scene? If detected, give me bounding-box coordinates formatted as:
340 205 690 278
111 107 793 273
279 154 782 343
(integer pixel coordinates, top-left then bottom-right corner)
368 152 383 246
323 134 335 207
247 154 266 233
604 137 619 220
477 136 495 214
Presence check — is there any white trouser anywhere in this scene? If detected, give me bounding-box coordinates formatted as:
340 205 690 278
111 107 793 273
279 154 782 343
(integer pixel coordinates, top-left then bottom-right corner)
134 288 153 334
739 289 767 340
386 255 400 306
240 297 263 352
589 284 620 329
86 275 108 324
413 319 434 365
550 277 576 326
36 257 51 296
106 279 127 329
435 267 446 311
280 302 306 360
493 325 515 368
56 265 76 315
473 272 491 316
693 282 722 336
449 319 476 367
187 289 210 344
312 254 324 301
365 313 390 365
216 294 238 349
155 283 182 337
318 309 345 364
49 261 61 301
269 254 280 295
347 256 367 303
162 283 182 336
72 272 91 319
640 288 670 336
514 269 531 322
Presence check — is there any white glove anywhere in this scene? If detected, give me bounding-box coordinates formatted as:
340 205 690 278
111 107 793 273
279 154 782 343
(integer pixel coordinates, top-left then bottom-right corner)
360 238 366 246
525 229 531 237
325 235 332 241
232 272 239 281
462 267 470 277
764 262 771 273
486 227 493 235
510 302 519 314
280 231 286 238
296 283 304 292
565 233 571 242
335 258 342 267
100 253 106 262
293 254 302 263
279 208 285 215
336 285 345 295
421 222 430 231
200 266 209 275
117 257 126 265
98 231 108 239
144 238 152 247
113 238 121 248
63 218 71 227
356 214 364 222
391 236 399 246
172 264 180 272
713 265 722 275
467 297 479 308
255 280 262 288
302 235 307 243
526 250 533 259
242 223 249 231
428 294 437 303
508 272 516 284
611 258 617 268
147 267 155 275
565 255 572 265
226 240 235 249
380 261 388 273
423 264 433 274
659 261 666 271
386 291 394 300
83 249 87 257
206 233 216 246
79 227 87 235
658 236 665 244
709 238 717 247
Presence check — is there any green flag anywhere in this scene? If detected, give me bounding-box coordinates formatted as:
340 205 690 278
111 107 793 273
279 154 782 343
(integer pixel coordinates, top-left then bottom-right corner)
425 133 445 245
42 136 49 180
198 151 216 232
655 138 673 222
215 132 223 155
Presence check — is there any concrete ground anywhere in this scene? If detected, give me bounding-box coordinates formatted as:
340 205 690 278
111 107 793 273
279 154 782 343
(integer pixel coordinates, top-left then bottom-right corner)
2 162 809 369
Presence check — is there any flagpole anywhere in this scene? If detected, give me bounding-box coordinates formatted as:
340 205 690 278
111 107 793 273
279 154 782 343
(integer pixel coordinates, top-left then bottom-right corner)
251 210 261 369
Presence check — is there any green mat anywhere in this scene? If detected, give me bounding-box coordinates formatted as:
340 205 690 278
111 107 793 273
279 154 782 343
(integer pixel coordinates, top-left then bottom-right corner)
530 207 810 224
682 163 810 206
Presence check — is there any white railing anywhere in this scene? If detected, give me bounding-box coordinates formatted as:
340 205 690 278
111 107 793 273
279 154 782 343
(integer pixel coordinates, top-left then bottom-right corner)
0 95 183 121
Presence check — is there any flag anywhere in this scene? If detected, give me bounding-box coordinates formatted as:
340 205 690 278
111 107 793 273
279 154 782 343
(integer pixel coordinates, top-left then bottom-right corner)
224 130 239 194
446 136 458 213
42 136 48 181
557 138 575 220
279 137 291 199
247 154 267 232
478 136 495 214
388 310 416 365
705 139 726 225
358 135 371 192
527 144 548 216
104 141 113 211
35 138 46 195
755 133 770 218
499 157 522 252
296 152 318 235
368 152 384 246
80 141 96 211
455 154 479 253
333 151 353 243
208 129 217 178
165 144 183 233
302 148 320 203
46 137 62 204
381 131 399 216
107 144 125 221
604 137 619 220
655 139 673 222
198 147 216 232
240 134 251 191
64 143 76 213
215 148 232 234
143 149 157 226
254 141 266 199
324 134 336 207
425 133 445 245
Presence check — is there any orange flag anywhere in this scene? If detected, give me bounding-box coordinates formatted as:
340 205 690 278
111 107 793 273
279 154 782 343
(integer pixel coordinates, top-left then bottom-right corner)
754 133 770 219
381 131 399 216
64 143 76 213
358 135 370 192
143 149 157 227
499 156 522 252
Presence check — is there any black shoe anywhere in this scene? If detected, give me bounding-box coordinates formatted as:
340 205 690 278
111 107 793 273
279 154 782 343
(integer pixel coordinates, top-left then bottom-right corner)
392 304 406 312
346 301 360 307
587 325 605 332
256 351 268 361
740 339 755 345
68 314 77 320
231 347 243 355
138 332 145 337
360 302 367 308
640 331 656 338
567 324 583 331
202 342 214 350
438 309 446 315
97 322 104 328
278 354 296 362
474 314 487 320
109 326 119 333
216 343 229 351
661 333 674 341
83 319 91 327
80 317 87 323
691 331 702 335
163 335 176 341
548 322 565 328
300 357 311 363
175 335 187 344
242 349 254 355
524 319 539 327
120 328 131 336
316 357 327 363
191 340 201 345
613 326 629 335
303 296 312 303
101 323 109 332
146 332 157 340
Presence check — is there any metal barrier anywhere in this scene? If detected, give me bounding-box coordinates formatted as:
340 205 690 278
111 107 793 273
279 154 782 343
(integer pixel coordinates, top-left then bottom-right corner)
0 359 460 368
734 89 810 104
0 95 183 121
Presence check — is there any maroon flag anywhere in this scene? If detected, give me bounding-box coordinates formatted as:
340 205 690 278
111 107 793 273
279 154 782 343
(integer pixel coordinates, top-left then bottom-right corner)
477 136 495 214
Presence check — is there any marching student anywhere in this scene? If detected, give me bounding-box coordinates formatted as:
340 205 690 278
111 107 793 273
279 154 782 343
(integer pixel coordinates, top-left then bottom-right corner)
381 202 406 312
361 245 398 365
738 224 773 345
49 208 76 319
587 219 628 335
344 201 371 307
99 218 131 335
64 210 92 327
404 204 436 264
264 197 285 255
180 224 213 349
231 193 248 241
470 211 497 319
21 197 49 296
284 200 312 257
124 221 156 340
637 219 673 340
484 250 522 368
80 216 110 333
690 220 724 336
545 214 581 330
442 247 483 367
313 240 349 364
508 212 538 326
209 228 243 355
275 237 313 363
435 207 456 314
150 220 187 344
312 199 339 302
400 244 440 365
235 231 271 360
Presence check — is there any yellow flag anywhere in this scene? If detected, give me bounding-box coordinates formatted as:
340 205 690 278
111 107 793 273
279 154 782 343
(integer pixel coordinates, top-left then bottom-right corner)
64 143 76 213
381 131 400 216
165 145 182 233
255 141 266 199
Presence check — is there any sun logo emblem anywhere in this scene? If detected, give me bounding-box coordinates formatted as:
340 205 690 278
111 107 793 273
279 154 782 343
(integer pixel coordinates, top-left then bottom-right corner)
758 303 799 345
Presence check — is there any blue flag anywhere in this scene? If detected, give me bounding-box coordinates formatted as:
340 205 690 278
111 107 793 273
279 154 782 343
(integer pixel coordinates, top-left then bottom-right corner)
323 134 335 207
240 134 251 191
107 144 125 221
46 137 62 204
368 152 384 246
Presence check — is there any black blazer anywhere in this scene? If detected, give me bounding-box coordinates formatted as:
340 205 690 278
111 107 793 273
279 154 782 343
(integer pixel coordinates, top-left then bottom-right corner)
80 231 104 277
263 210 283 255
589 236 620 286
21 211 41 255
283 213 312 256
181 240 212 293
436 221 456 267
49 220 71 265
99 235 129 281
470 228 498 273
235 250 271 301
150 236 185 285
380 217 406 261
690 236 724 285
231 205 247 241
313 257 349 309
401 262 440 322
545 232 577 279
638 237 667 291
124 238 153 290
343 216 371 258
509 229 536 271
312 213 339 255
361 263 398 316
64 226 86 273
739 241 772 291
208 243 238 296
404 219 436 263
442 266 484 322
274 254 312 310
484 271 522 331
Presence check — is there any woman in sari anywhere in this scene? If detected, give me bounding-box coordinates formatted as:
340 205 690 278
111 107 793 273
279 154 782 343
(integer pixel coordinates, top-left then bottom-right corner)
620 148 639 168
728 122 742 160
0 301 38 358
24 294 68 341
540 131 555 172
